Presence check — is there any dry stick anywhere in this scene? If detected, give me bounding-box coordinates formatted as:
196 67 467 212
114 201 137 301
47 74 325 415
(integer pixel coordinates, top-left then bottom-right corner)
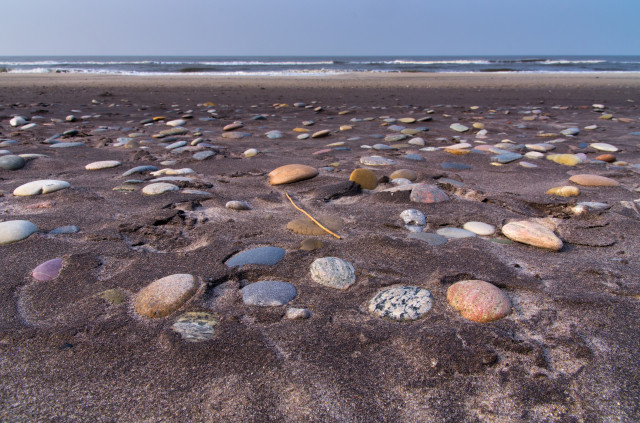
285 192 342 240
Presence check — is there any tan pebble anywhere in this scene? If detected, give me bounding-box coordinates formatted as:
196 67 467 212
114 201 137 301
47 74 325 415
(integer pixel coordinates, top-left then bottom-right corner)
311 129 331 138
389 169 417 181
546 186 580 197
269 164 318 185
502 220 563 251
445 148 471 155
569 174 620 187
134 274 197 318
293 127 310 132
398 117 416 124
473 122 485 129
349 168 378 190
339 125 352 131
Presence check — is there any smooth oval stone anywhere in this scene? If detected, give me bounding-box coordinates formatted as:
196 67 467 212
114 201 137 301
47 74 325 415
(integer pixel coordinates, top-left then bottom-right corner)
595 153 616 163
349 168 377 190
373 143 395 151
193 150 216 161
410 184 449 204
569 174 620 187
49 225 80 235
241 281 297 306
525 143 555 152
225 200 251 210
121 165 158 176
450 123 469 132
492 152 522 164
165 141 187 150
10 116 27 127
244 148 258 157
369 286 433 321
49 142 85 148
13 180 70 196
222 131 251 139
547 154 582 166
407 232 448 246
561 127 580 136
384 134 408 143
297 133 310 140
590 142 618 152
166 119 186 127
142 182 180 195
311 129 330 138
134 274 197 318
546 186 580 197
360 156 397 166
0 155 25 170
266 130 283 139
447 280 511 323
392 178 412 186
390 169 418 181
269 164 318 185
0 220 38 245
172 312 218 342
524 151 544 159
502 220 563 251
286 307 311 319
32 258 63 281
225 246 285 267
287 215 343 236
400 209 426 226
403 154 423 161
408 137 426 146
436 227 476 239
223 122 243 131
310 257 356 290
463 221 495 236
85 160 121 170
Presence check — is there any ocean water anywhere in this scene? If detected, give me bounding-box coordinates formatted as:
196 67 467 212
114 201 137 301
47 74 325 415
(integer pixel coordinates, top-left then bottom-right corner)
1 56 639 76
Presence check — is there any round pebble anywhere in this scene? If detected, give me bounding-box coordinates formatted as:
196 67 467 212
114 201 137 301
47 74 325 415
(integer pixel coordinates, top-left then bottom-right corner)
0 220 38 245
310 257 356 290
286 307 311 319
400 209 426 226
226 200 251 210
569 174 620 187
225 246 286 267
241 281 297 306
349 168 378 190
390 169 417 181
410 184 449 204
447 280 511 323
369 286 433 321
243 148 258 157
134 274 197 318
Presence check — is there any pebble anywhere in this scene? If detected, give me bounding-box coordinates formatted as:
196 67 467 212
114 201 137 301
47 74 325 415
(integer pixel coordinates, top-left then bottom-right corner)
297 133 310 140
310 257 356 290
595 154 616 163
165 141 187 150
141 182 180 195
492 152 522 164
223 122 243 131
122 165 158 177
501 220 563 251
524 151 544 159
349 168 378 190
10 116 27 127
368 286 433 321
403 154 423 161
590 142 618 152
286 308 311 319
392 177 412 186
450 123 469 132
408 137 426 146
385 134 408 143
193 150 216 161
172 312 218 342
269 164 318 185
373 143 395 151
407 232 448 246
241 281 297 306
0 220 38 245
441 162 472 170
49 225 80 235
569 174 620 187
410 184 450 204
360 156 397 166
546 186 580 197
463 221 495 236
398 117 416 124
266 130 283 139
287 216 343 236
50 142 85 148
436 227 477 239
225 246 286 267
400 209 426 227
222 132 251 139
13 180 70 196
560 127 580 136
244 148 258 157
311 130 330 138
153 128 188 138
446 280 511 323
166 119 186 127
85 160 121 170
32 258 63 281
390 169 417 181
525 143 555 152
547 154 582 166
134 274 197 318
0 155 26 170
226 200 251 210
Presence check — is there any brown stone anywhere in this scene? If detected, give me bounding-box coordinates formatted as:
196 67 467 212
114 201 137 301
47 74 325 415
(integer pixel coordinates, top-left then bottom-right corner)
134 274 197 318
595 154 616 163
569 174 620 187
349 168 378 190
269 164 318 185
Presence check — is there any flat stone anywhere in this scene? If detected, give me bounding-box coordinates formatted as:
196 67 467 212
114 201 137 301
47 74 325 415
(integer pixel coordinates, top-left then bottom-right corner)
408 137 426 146
166 119 186 127
524 151 544 159
447 280 511 323
142 182 180 195
569 174 620 187
526 143 555 152
223 122 243 131
241 281 297 306
225 246 286 267
286 307 311 319
595 154 616 163
32 258 63 281
244 148 258 157
49 225 80 235
441 162 472 170
590 143 618 152
13 180 70 196
193 150 216 161
547 154 583 166
311 130 330 138
297 134 310 140
85 160 121 170
463 221 495 236
269 164 318 185
360 156 396 166
287 215 343 236
492 152 522 164
502 220 563 251
410 184 449 204
172 312 218 342
546 186 580 197
49 142 85 148
561 127 580 136
390 169 418 181
385 134 408 143
310 257 356 290
165 141 188 150
436 227 476 239
134 274 197 318
450 123 469 132
226 200 251 210
222 132 251 139
122 165 159 177
369 286 433 321
0 155 25 170
266 130 283 139
407 232 448 246
349 168 378 190
373 143 395 151
0 220 38 245
403 154 423 161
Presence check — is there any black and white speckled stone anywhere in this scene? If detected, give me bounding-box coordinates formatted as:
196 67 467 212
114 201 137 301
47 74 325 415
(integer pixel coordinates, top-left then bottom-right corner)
310 257 356 290
368 286 433 321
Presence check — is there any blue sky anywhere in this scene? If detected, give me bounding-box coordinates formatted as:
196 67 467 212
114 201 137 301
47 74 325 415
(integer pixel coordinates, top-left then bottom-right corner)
2 0 638 56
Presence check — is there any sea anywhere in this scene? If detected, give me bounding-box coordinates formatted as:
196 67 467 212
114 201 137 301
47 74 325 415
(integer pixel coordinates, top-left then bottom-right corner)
1 56 639 76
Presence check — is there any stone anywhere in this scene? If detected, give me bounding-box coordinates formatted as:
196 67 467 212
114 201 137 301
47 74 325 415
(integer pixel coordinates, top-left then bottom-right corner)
502 220 563 251
122 165 158 177
142 182 180 195
226 200 251 210
266 130 283 139
410 184 449 204
560 127 580 136
0 155 25 170
408 137 426 146
349 168 377 190
441 162 472 170
85 160 121 170
392 178 412 186
310 257 356 290
547 154 582 166
524 151 544 160
244 148 258 157
241 281 297 306
297 134 310 140
269 164 318 185
0 220 38 245
172 312 218 342
569 174 620 187
373 143 395 151
49 225 80 235
193 150 216 161
13 180 70 196
287 216 343 236
525 143 555 152
400 209 426 226
385 134 408 143
49 142 85 148
225 246 286 267
153 127 188 138
222 132 251 139
390 169 418 181
311 130 330 138
369 286 433 321
398 117 416 124
300 238 323 251
463 221 495 236
546 186 580 197
286 308 311 319
450 123 469 132
407 232 448 246
223 122 243 131
447 280 511 323
403 154 423 161
595 154 616 163
360 156 396 166
492 152 522 164
436 227 476 239
590 142 618 152
10 116 27 127
134 274 197 318
32 258 63 281
165 141 188 150
166 119 186 127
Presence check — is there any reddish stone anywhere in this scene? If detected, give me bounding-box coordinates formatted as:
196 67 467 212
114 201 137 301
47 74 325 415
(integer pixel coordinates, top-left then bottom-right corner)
409 184 450 204
32 258 63 281
595 154 616 163
447 280 511 323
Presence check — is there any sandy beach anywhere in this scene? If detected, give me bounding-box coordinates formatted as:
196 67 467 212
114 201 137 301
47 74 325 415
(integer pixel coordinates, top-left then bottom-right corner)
1 72 639 422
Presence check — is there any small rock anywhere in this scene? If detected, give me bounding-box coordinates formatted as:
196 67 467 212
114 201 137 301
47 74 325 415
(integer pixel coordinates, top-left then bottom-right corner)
502 220 563 251
286 307 311 319
269 164 318 185
241 281 297 306
32 258 63 281
311 130 330 138
142 182 180 195
546 186 580 197
463 221 495 236
590 142 618 152
193 150 216 161
560 127 580 136
0 155 26 170
10 116 27 127
226 200 251 210
447 280 511 323
13 180 70 196
310 257 356 290
85 160 121 170
0 220 38 245
390 169 418 181
349 168 378 190
225 246 286 267
450 123 469 132
595 153 616 163
369 286 433 321
400 209 426 226
360 156 397 166
134 274 197 318
266 130 283 139
172 312 218 342
166 119 186 127
569 174 620 187
244 148 258 157
223 122 243 131
410 184 449 204
436 227 476 239
547 154 582 166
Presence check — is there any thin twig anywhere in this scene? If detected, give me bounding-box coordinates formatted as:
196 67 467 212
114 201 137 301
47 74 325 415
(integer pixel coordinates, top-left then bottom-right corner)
285 192 342 239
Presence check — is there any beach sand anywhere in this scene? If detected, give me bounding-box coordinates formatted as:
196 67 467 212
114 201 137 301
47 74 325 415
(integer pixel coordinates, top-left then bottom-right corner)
1 73 639 422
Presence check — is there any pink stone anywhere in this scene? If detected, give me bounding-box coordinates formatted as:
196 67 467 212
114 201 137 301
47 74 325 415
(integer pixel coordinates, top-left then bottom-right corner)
501 220 563 251
569 174 620 187
32 258 63 281
409 184 449 204
447 280 511 323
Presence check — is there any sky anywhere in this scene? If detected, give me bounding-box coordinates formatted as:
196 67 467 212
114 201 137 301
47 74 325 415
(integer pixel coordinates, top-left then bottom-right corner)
1 0 639 56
